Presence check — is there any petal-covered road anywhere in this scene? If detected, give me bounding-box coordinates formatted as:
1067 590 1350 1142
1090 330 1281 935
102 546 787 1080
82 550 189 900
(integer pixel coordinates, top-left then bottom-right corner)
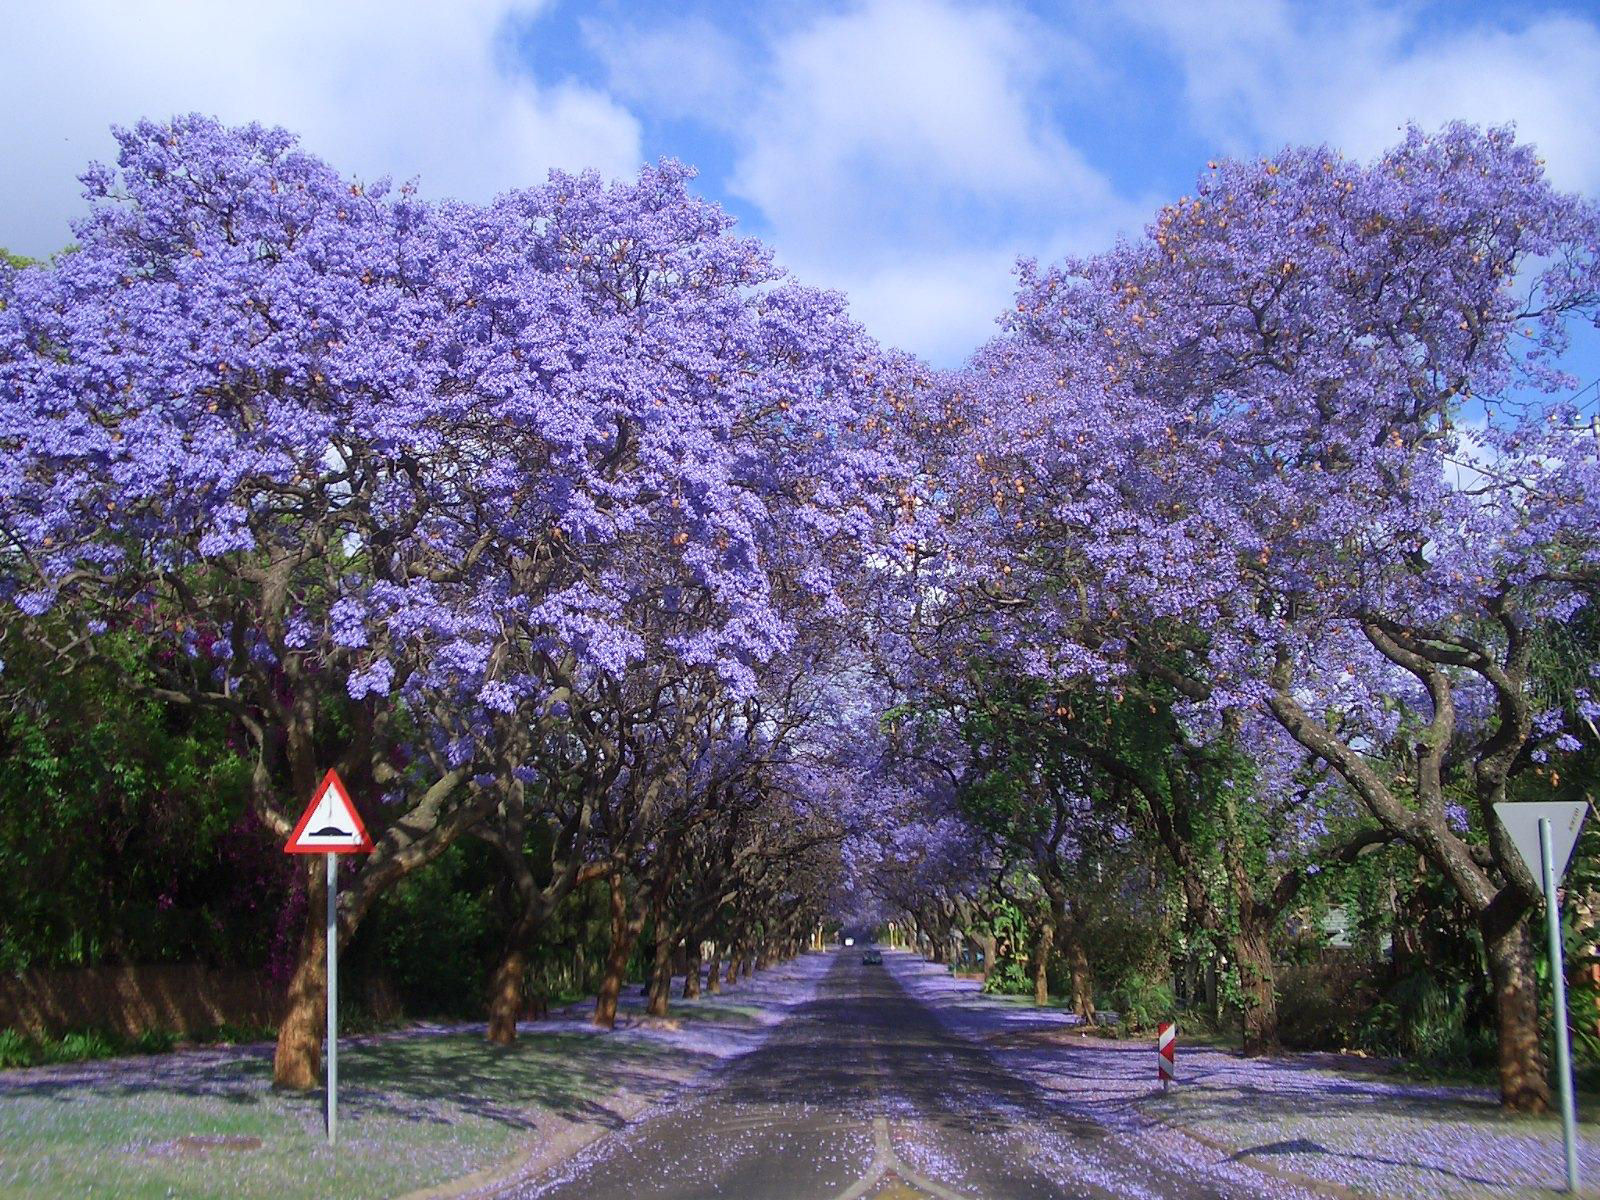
502 950 1307 1200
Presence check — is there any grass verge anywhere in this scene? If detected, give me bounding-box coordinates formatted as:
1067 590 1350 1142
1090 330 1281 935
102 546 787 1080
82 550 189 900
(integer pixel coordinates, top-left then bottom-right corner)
0 1030 678 1200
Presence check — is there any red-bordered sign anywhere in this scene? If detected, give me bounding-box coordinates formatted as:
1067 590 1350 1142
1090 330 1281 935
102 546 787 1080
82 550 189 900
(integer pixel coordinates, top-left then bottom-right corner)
284 769 374 854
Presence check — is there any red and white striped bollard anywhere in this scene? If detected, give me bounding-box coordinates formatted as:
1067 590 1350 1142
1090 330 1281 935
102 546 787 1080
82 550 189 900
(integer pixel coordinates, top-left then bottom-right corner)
1157 1021 1176 1091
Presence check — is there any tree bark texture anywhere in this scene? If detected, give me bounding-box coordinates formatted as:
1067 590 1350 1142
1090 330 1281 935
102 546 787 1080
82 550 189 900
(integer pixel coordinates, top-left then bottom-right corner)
594 875 645 1029
1033 911 1054 1007
272 858 327 1090
1483 913 1551 1112
1065 932 1094 1023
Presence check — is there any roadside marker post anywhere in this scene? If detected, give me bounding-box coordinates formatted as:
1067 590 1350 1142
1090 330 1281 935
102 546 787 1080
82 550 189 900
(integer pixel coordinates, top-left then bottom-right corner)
285 769 375 1146
1157 1021 1176 1092
1494 801 1587 1195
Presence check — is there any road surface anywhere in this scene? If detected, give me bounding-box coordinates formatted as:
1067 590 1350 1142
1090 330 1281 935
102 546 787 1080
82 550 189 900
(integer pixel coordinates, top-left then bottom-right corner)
503 950 1283 1200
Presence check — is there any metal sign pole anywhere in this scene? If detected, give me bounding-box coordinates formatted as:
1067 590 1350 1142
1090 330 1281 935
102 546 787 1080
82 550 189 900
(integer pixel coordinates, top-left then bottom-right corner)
283 769 371 1146
326 851 338 1147
1541 817 1579 1193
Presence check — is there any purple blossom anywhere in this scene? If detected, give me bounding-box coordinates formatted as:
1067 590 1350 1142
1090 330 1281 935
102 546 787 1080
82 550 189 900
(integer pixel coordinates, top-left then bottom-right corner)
347 659 394 699
15 590 54 616
478 680 517 714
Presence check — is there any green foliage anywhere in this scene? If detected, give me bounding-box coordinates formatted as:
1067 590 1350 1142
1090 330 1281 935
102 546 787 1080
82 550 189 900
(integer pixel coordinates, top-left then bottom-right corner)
0 621 260 972
1105 972 1173 1034
1358 970 1495 1068
981 961 1032 995
0 1028 33 1067
192 1021 276 1045
1275 962 1380 1050
0 1026 127 1067
529 877 617 998
0 1021 291 1068
361 842 501 1017
337 1001 404 1037
1552 823 1600 1071
1084 904 1166 1005
974 894 1034 994
130 1028 177 1055
356 836 621 1019
48 1030 117 1063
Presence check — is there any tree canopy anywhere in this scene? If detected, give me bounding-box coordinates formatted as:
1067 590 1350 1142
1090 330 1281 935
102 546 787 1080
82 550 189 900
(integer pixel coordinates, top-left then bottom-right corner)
3 115 1598 1111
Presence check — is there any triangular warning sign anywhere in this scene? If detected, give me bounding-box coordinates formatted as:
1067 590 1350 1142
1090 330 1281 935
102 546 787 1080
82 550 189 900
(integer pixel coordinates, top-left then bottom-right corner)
285 769 375 854
1494 801 1587 886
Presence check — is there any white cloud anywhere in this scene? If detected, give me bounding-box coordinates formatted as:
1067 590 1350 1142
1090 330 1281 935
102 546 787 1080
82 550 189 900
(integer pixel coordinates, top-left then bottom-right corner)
0 0 643 257
581 15 750 126
807 248 1026 363
783 205 1146 365
1129 1 1600 192
590 0 1137 365
730 0 1110 258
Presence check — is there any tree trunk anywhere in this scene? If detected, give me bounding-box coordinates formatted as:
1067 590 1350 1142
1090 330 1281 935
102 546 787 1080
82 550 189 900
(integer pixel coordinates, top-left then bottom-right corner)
1483 914 1551 1112
683 940 703 999
272 860 327 1090
706 941 722 994
1065 932 1094 1023
594 875 644 1030
486 947 526 1046
1219 777 1281 1055
1033 912 1054 1007
1236 926 1279 1055
647 919 675 1018
977 932 997 982
486 888 555 1046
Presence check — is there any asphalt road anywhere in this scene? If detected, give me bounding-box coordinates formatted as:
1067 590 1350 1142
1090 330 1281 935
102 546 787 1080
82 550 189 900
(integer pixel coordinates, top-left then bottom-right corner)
506 950 1269 1200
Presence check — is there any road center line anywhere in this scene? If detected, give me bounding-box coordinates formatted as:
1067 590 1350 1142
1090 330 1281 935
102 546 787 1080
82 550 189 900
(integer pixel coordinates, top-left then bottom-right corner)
830 1116 973 1200
828 960 974 1200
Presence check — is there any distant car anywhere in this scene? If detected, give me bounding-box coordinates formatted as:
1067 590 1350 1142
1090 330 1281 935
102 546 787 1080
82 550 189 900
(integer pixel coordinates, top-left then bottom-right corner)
862 949 883 965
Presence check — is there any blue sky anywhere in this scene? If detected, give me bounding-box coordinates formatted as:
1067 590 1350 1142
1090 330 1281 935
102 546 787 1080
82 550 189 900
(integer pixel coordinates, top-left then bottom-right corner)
6 0 1600 378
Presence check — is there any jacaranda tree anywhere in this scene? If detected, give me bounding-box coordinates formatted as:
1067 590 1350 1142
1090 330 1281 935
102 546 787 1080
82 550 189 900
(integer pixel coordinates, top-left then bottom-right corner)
0 116 906 1084
953 123 1600 1109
